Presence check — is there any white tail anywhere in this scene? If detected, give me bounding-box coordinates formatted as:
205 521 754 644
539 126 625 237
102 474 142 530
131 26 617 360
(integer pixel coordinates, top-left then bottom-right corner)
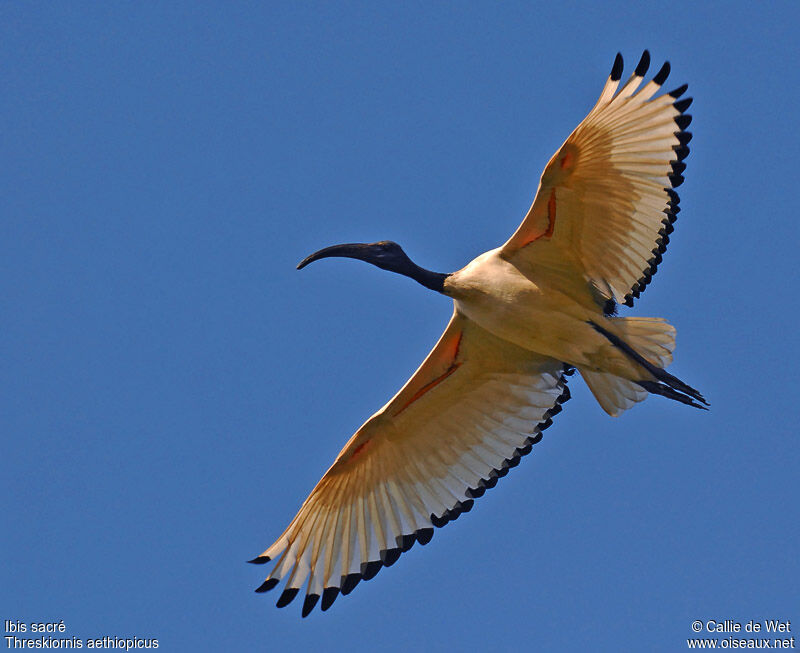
615 317 676 368
582 317 677 416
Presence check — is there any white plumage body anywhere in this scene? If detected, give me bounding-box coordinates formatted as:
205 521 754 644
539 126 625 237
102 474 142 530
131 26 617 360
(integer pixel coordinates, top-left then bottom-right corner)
447 248 641 380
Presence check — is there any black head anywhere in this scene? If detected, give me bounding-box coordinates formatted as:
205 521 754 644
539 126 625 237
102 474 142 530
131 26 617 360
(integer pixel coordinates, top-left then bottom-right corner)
297 240 411 272
297 240 448 293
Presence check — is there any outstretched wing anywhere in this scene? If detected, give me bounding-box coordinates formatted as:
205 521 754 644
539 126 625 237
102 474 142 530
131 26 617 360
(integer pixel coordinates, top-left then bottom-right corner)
250 310 572 616
502 51 692 308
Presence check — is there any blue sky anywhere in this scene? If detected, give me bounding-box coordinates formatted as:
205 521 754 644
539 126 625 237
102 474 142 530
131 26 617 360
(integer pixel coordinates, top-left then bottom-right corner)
2 2 798 651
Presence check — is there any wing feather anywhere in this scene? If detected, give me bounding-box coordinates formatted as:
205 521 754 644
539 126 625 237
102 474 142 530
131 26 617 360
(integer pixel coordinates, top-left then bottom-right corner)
502 51 691 307
251 311 571 614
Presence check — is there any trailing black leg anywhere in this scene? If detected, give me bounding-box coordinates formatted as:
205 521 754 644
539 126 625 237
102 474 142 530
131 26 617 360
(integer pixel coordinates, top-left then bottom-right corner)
636 380 708 410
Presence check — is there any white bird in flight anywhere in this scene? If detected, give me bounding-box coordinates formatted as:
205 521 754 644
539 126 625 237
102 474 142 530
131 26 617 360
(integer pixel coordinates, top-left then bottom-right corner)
250 51 705 616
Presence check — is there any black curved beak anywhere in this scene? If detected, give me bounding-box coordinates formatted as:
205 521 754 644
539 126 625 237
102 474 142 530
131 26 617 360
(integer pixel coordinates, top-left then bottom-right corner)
297 243 371 270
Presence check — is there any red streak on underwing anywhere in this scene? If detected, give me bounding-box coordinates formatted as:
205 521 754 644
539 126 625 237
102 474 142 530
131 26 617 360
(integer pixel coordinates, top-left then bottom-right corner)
351 440 371 459
544 188 557 238
394 331 464 416
395 364 461 415
560 150 573 169
442 329 463 362
519 188 558 248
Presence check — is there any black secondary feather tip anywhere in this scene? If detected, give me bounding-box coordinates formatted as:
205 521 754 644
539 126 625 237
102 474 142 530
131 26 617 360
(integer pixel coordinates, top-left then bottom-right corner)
610 53 624 81
634 50 650 77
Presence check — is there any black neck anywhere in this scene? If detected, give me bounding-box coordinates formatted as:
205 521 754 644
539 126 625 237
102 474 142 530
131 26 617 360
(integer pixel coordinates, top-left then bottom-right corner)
296 241 449 293
403 263 449 293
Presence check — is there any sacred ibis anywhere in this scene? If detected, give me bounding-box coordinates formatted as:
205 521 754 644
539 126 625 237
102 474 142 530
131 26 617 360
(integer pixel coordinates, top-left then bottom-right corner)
250 51 705 616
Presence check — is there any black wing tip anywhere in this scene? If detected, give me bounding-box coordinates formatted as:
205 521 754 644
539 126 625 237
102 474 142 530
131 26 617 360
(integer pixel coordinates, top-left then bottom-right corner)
673 97 693 113
653 61 671 86
610 53 624 81
430 512 448 528
247 555 271 565
395 533 416 552
301 593 320 618
275 587 299 608
321 587 340 611
340 572 361 595
675 114 692 130
465 485 484 499
415 527 434 545
673 144 690 161
671 161 687 175
433 500 473 528
380 547 402 567
634 50 650 76
255 578 279 593
360 560 382 581
669 83 689 98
